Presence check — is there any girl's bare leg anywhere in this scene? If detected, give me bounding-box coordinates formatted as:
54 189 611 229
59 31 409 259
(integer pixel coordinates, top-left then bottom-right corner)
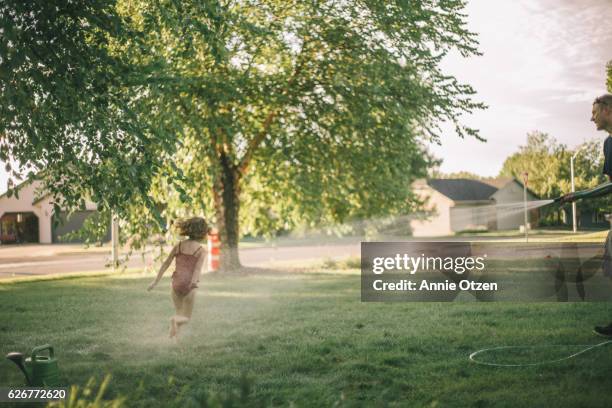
171 290 196 337
170 289 182 338
181 290 196 319
169 316 178 338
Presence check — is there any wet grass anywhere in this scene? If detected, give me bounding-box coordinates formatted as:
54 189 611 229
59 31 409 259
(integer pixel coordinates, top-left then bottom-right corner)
1 269 611 407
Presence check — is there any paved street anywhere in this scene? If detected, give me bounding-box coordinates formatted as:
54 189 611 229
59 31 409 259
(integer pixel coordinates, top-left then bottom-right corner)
0 236 605 280
0 241 362 279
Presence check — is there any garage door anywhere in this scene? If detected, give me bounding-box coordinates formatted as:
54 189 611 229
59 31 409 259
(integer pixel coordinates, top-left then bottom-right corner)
52 210 111 243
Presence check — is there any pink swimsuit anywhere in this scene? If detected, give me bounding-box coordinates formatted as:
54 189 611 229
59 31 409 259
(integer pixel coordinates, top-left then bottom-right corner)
172 242 203 296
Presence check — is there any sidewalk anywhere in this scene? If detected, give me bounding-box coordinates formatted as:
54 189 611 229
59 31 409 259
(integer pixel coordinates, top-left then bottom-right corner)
0 243 112 259
0 231 605 260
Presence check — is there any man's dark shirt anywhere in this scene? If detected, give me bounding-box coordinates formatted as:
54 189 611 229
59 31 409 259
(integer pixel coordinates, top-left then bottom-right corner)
603 134 612 279
604 135 612 180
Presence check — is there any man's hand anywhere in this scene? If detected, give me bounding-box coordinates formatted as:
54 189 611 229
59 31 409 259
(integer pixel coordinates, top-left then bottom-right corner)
147 281 157 291
558 193 576 204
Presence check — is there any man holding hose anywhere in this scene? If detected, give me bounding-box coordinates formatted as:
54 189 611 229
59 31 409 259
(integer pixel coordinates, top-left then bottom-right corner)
559 94 612 337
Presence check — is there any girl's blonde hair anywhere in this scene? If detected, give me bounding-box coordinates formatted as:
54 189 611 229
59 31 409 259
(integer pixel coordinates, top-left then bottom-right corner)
174 217 210 240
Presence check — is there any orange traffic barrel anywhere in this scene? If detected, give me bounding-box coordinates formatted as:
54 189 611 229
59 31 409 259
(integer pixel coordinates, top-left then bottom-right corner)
207 228 220 272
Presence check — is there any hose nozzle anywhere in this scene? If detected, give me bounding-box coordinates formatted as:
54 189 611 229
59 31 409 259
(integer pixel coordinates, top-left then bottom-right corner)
553 192 579 205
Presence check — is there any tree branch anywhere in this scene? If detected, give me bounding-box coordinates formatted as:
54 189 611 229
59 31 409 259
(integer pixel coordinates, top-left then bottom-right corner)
237 39 311 176
236 110 276 176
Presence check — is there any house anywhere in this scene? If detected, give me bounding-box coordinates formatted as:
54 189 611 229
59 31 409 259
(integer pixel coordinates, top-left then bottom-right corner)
409 178 539 237
0 178 109 244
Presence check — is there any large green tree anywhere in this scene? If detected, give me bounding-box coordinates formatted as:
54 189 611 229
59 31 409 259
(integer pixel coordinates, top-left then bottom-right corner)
0 0 176 218
121 0 484 270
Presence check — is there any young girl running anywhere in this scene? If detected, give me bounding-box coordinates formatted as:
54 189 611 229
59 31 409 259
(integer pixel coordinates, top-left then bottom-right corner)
147 217 208 338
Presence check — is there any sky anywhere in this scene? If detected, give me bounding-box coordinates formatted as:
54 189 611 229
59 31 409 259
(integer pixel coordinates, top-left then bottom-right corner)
431 0 612 177
0 0 611 193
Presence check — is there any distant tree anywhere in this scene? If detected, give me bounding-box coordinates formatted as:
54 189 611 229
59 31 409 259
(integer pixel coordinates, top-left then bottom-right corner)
119 0 485 270
606 61 612 92
500 131 571 200
430 170 485 180
571 139 612 220
500 132 610 225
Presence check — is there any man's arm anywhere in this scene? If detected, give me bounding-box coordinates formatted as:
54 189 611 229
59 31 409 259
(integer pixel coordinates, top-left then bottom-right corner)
559 181 612 204
578 181 612 199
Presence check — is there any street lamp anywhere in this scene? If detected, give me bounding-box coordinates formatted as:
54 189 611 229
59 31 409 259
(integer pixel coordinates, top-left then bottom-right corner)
523 172 529 243
570 146 585 233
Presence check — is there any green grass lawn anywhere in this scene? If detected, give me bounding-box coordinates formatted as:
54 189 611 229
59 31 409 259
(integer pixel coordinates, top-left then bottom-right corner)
1 268 612 407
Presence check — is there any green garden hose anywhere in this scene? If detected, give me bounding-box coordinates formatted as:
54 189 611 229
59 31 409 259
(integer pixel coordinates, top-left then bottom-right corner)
469 340 612 367
554 181 612 203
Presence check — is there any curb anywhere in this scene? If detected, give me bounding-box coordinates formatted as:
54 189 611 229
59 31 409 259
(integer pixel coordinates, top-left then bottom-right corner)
0 267 144 285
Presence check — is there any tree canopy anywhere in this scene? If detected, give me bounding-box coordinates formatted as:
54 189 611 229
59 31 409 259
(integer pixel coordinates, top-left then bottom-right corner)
116 0 484 268
0 0 177 218
2 1 484 270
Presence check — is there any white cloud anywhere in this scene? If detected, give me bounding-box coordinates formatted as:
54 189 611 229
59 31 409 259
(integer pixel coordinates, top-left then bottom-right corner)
433 0 612 176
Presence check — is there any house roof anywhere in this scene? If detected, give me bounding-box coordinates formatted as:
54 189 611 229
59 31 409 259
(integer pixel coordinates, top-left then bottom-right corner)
481 177 513 189
427 177 540 202
428 179 498 202
0 176 34 201
0 174 48 204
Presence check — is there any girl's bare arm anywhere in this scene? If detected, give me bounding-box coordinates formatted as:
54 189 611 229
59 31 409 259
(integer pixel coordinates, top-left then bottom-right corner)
190 247 206 289
147 244 178 290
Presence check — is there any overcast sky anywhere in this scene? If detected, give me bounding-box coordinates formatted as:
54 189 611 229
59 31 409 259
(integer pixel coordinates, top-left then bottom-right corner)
432 0 612 177
1 0 611 193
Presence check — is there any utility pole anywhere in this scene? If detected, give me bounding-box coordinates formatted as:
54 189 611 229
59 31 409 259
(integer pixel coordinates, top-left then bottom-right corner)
523 172 529 243
111 214 119 270
570 147 584 233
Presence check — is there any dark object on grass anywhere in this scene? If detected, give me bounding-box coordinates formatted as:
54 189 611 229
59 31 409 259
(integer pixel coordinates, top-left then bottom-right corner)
593 324 612 338
6 345 61 386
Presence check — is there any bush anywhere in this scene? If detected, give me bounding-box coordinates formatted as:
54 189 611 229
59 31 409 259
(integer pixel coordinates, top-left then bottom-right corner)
322 257 360 270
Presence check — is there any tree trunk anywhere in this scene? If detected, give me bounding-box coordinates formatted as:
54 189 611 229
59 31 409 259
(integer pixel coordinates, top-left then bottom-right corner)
213 153 242 272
